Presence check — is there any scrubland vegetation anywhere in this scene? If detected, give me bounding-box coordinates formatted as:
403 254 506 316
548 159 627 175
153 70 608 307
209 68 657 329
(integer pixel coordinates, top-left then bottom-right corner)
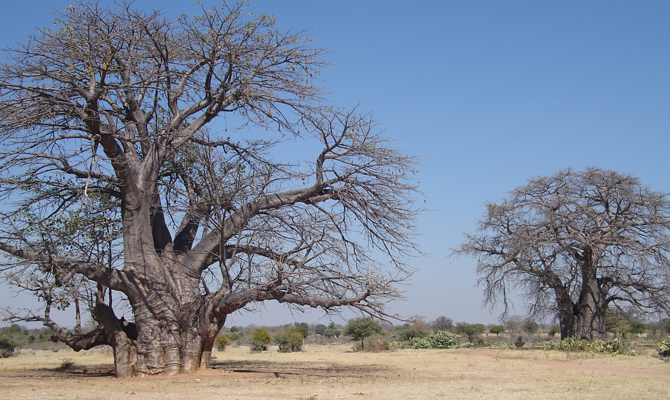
6 311 670 358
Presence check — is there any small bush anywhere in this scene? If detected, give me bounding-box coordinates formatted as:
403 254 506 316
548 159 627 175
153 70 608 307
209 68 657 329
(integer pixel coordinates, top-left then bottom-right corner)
294 323 309 339
343 318 382 351
215 334 229 351
274 327 304 353
429 331 458 349
544 336 632 355
352 335 389 352
249 342 266 352
56 358 75 371
522 320 539 334
407 337 432 349
249 328 271 352
273 334 290 352
323 328 340 338
514 336 526 348
657 336 670 357
492 341 514 350
629 321 646 335
0 336 16 358
390 330 458 350
455 322 486 343
363 334 390 352
314 324 327 335
591 338 626 354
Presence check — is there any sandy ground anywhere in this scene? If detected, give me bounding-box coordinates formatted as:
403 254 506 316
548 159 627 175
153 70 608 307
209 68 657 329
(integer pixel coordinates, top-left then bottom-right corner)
1 344 669 400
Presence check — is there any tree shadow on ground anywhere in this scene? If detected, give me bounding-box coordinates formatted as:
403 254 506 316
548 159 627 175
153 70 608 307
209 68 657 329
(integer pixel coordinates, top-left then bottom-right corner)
1 366 116 379
49 365 115 377
211 358 391 378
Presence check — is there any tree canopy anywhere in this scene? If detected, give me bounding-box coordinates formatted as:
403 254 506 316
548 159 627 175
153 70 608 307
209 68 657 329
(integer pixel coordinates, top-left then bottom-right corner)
0 2 420 377
489 325 505 336
455 168 670 339
343 317 382 350
455 322 485 343
431 316 453 332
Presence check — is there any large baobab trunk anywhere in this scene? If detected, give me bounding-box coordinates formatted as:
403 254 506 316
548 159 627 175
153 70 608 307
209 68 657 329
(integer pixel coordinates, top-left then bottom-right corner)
549 273 578 340
131 306 224 375
572 252 608 340
92 303 137 378
555 297 576 340
125 264 226 375
573 278 608 340
553 260 608 340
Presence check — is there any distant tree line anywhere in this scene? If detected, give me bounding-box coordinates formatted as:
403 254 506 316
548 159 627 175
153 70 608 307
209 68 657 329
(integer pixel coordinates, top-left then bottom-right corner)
213 321 345 353
5 310 670 359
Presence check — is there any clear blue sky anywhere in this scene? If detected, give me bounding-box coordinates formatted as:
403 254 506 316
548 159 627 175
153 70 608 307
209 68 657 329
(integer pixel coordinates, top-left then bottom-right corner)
1 1 669 327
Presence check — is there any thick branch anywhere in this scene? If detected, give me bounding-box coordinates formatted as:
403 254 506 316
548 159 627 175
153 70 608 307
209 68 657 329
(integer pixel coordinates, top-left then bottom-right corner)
0 241 133 294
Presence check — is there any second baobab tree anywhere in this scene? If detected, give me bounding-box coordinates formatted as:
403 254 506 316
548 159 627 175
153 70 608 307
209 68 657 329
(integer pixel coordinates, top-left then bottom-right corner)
455 168 670 340
0 2 420 377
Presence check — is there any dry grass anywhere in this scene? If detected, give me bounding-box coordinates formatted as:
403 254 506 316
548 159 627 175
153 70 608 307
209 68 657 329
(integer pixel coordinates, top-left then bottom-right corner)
0 344 668 399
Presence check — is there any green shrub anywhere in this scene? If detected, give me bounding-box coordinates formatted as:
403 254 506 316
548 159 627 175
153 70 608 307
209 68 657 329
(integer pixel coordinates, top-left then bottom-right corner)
215 334 229 351
389 331 458 350
660 319 670 335
544 337 631 355
492 341 514 350
1 324 21 335
591 338 626 354
548 325 560 337
274 327 304 353
249 328 271 352
352 335 390 352
343 317 382 351
323 327 340 338
522 321 539 334
0 336 16 358
294 323 309 339
273 333 289 352
489 325 506 336
514 336 526 348
629 321 646 334
657 336 670 357
314 324 327 335
407 337 432 349
455 322 486 343
429 331 458 349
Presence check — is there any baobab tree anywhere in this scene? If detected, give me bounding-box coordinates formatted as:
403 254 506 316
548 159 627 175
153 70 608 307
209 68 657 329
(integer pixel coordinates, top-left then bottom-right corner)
455 168 670 340
0 2 420 376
